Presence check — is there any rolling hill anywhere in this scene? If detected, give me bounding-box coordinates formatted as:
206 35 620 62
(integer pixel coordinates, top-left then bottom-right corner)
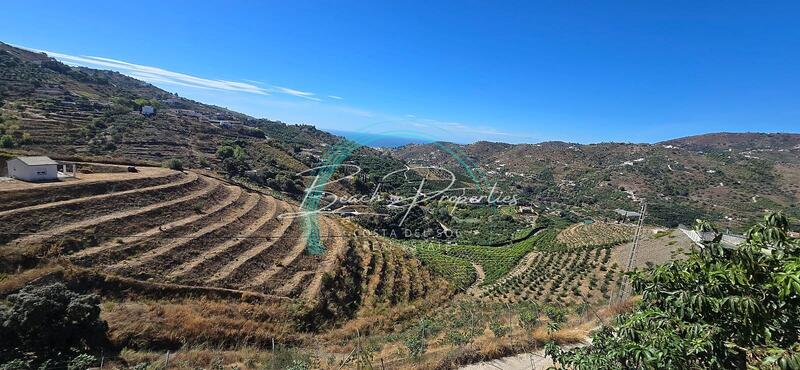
0 41 404 200
392 135 800 232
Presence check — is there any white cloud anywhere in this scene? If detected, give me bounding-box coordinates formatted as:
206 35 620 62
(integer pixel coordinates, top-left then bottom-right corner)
17 44 329 101
13 43 537 143
272 86 320 101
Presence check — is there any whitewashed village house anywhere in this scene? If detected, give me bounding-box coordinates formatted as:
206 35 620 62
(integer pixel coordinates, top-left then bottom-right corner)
7 156 59 181
141 105 155 116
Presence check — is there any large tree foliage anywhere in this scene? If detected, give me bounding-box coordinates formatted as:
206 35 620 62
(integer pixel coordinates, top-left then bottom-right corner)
0 283 107 367
547 212 800 369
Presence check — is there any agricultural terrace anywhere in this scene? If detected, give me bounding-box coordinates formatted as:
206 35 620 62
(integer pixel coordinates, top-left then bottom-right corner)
555 221 635 249
408 219 691 308
0 164 448 310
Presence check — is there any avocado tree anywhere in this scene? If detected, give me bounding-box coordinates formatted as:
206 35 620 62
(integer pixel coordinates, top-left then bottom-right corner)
546 212 800 369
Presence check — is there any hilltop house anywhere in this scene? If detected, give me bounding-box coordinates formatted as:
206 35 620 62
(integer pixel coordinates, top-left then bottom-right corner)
7 156 58 181
141 105 155 116
615 208 641 221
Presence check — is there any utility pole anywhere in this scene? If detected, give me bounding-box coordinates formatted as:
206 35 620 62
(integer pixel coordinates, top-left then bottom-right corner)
619 201 646 300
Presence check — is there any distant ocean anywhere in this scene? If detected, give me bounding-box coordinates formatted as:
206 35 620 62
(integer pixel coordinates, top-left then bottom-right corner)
328 130 434 148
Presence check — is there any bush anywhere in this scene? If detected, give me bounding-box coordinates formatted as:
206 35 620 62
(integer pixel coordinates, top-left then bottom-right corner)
547 212 800 369
163 158 184 171
0 283 108 366
0 134 13 148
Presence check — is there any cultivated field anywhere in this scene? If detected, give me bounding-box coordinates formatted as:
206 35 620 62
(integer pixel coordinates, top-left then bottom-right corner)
555 221 635 249
0 165 444 305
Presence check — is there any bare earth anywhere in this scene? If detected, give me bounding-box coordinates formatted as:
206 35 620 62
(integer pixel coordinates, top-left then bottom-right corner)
0 165 172 191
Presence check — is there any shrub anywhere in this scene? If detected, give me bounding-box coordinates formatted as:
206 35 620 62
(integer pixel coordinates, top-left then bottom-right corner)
0 134 13 148
547 212 800 369
0 283 108 366
489 320 510 337
163 158 184 171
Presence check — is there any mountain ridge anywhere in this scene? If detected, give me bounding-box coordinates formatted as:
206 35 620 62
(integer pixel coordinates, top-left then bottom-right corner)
2 41 799 231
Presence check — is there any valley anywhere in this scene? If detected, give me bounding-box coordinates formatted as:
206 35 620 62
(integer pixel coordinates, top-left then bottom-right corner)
0 40 798 369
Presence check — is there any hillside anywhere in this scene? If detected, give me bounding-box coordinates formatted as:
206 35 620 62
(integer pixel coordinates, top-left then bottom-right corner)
4 40 798 233
0 42 403 199
2 39 800 368
392 136 800 231
661 132 800 153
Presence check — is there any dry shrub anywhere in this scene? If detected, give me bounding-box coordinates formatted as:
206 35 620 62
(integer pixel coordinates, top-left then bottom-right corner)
118 347 270 369
0 263 63 296
103 298 304 350
531 326 588 345
597 296 639 320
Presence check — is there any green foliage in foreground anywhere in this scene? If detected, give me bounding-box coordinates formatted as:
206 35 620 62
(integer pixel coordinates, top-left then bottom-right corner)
0 283 107 369
546 212 800 369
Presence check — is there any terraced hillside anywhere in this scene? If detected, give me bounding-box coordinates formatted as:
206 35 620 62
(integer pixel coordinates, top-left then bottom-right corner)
0 165 447 307
392 136 800 232
0 42 409 204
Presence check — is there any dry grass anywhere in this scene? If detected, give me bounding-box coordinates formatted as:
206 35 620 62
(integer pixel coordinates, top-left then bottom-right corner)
116 347 308 369
102 298 304 350
409 324 590 370
0 263 64 296
597 296 639 320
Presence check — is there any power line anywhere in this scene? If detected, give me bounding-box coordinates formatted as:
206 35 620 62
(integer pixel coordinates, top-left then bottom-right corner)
617 200 646 300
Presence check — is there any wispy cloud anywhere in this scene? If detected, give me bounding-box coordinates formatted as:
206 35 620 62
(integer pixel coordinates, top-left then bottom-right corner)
14 44 536 143
18 45 325 101
272 86 320 101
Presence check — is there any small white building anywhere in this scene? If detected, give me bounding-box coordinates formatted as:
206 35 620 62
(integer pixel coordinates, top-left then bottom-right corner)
141 105 155 116
7 156 59 181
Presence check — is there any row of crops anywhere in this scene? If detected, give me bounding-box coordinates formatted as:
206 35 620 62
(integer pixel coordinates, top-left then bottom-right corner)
481 246 621 305
405 228 559 290
555 222 635 249
406 220 634 305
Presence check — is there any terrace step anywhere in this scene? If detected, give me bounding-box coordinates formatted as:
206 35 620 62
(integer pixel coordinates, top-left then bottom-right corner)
165 195 282 279
0 170 182 212
105 190 262 273
202 201 295 284
69 185 244 261
8 175 218 251
0 172 203 245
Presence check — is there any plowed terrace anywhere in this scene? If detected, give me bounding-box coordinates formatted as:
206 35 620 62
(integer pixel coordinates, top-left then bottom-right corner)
0 166 377 301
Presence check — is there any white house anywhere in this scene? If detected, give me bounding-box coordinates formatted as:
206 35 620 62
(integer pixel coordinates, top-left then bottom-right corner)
7 156 59 181
141 105 155 116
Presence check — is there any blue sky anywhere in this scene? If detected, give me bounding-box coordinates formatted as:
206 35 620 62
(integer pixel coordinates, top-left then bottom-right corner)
2 1 799 144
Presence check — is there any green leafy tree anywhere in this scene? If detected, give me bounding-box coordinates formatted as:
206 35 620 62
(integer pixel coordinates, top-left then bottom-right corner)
0 283 107 367
163 158 184 171
546 212 800 369
0 134 13 148
216 145 236 160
